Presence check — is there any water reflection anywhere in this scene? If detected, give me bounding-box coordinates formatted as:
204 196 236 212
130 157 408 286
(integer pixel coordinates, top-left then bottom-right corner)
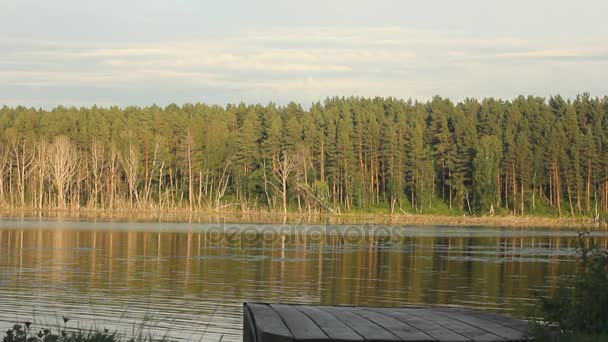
0 220 605 341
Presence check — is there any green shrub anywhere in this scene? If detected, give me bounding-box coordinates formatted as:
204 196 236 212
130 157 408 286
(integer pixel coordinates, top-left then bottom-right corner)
534 233 608 339
3 325 115 342
2 317 166 342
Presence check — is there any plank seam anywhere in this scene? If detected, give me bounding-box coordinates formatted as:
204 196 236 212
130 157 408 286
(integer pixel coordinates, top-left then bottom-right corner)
430 310 525 340
348 309 406 340
268 304 297 341
294 305 361 341
404 310 497 341
440 310 530 334
314 307 368 340
357 309 436 341
371 309 471 341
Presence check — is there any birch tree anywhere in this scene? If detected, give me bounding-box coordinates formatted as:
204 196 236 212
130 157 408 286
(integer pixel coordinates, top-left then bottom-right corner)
49 135 78 209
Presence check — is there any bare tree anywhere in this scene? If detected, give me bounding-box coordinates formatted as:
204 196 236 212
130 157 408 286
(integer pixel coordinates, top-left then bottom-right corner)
213 160 231 210
272 151 295 215
143 137 163 208
0 143 10 206
32 138 49 209
158 160 166 208
184 130 195 211
294 144 312 212
71 150 88 209
107 144 120 209
199 158 232 211
49 135 78 209
261 160 273 210
120 143 140 208
90 139 106 208
8 132 34 208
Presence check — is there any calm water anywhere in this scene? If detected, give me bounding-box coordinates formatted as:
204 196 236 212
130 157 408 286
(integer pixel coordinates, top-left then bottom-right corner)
0 218 606 341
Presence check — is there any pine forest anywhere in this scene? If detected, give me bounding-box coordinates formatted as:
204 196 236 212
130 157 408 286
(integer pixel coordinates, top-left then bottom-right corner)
0 94 607 217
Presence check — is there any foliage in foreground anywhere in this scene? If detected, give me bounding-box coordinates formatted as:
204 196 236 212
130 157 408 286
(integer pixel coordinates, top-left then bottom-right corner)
533 234 608 341
532 330 608 342
2 317 166 342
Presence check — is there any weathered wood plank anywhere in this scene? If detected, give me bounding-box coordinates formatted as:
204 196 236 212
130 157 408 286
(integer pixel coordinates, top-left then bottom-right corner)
430 309 527 340
368 308 472 342
244 303 531 342
245 303 293 342
295 305 364 341
435 308 530 333
351 308 435 341
320 306 402 341
400 309 505 342
271 304 329 342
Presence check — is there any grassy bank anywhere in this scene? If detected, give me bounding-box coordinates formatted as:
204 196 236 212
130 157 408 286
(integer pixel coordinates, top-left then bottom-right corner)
0 207 605 229
2 317 170 342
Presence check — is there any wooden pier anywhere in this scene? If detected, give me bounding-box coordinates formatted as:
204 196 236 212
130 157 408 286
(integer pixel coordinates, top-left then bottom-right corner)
243 303 530 342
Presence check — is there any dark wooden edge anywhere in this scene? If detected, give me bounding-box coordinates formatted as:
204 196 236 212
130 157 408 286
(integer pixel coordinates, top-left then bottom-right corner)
244 303 258 342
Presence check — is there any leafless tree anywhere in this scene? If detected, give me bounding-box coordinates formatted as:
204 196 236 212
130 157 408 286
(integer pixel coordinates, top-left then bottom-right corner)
72 150 89 209
90 139 106 208
213 159 231 210
107 144 120 209
294 144 312 212
184 130 195 210
32 138 49 209
8 132 34 208
0 143 10 206
261 160 273 210
120 143 140 208
272 151 295 214
143 137 163 208
49 135 78 209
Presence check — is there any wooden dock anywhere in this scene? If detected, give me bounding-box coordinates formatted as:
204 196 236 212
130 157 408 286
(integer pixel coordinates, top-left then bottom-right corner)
243 303 530 342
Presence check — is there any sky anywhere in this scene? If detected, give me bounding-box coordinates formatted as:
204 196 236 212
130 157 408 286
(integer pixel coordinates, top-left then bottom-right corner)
1 0 607 108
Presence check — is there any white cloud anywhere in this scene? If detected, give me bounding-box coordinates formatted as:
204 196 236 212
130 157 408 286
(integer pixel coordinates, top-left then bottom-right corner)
1 26 607 106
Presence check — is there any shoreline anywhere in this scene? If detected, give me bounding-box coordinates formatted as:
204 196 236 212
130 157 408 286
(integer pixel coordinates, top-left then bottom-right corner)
0 208 605 229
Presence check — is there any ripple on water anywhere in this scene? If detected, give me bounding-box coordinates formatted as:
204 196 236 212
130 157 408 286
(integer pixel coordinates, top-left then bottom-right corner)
0 220 599 341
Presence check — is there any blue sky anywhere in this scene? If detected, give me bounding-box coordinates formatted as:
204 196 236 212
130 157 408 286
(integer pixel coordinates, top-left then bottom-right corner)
1 0 607 108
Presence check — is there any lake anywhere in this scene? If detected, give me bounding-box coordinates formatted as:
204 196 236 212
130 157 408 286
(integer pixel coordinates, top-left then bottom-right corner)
0 218 605 341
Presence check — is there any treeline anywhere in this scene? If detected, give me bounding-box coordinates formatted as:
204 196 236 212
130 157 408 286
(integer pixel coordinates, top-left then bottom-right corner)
0 94 607 217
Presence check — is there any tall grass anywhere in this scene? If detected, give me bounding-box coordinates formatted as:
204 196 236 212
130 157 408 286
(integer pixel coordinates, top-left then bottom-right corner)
2 316 172 342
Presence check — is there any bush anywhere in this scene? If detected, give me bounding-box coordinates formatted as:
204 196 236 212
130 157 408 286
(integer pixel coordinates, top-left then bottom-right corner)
534 233 608 339
3 323 117 342
2 317 165 342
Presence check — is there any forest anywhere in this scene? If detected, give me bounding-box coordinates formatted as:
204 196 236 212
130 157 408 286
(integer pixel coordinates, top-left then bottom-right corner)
0 94 606 218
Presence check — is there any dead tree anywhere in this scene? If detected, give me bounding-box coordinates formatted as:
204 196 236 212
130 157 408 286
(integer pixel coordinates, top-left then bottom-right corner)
143 137 163 208
107 144 121 209
32 138 49 209
90 139 106 208
0 143 10 207
200 159 232 210
272 151 295 215
184 130 195 210
120 143 140 209
8 133 34 208
49 135 78 209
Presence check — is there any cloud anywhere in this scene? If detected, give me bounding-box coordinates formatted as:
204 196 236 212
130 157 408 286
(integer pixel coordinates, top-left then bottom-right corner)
496 48 608 62
1 26 607 107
